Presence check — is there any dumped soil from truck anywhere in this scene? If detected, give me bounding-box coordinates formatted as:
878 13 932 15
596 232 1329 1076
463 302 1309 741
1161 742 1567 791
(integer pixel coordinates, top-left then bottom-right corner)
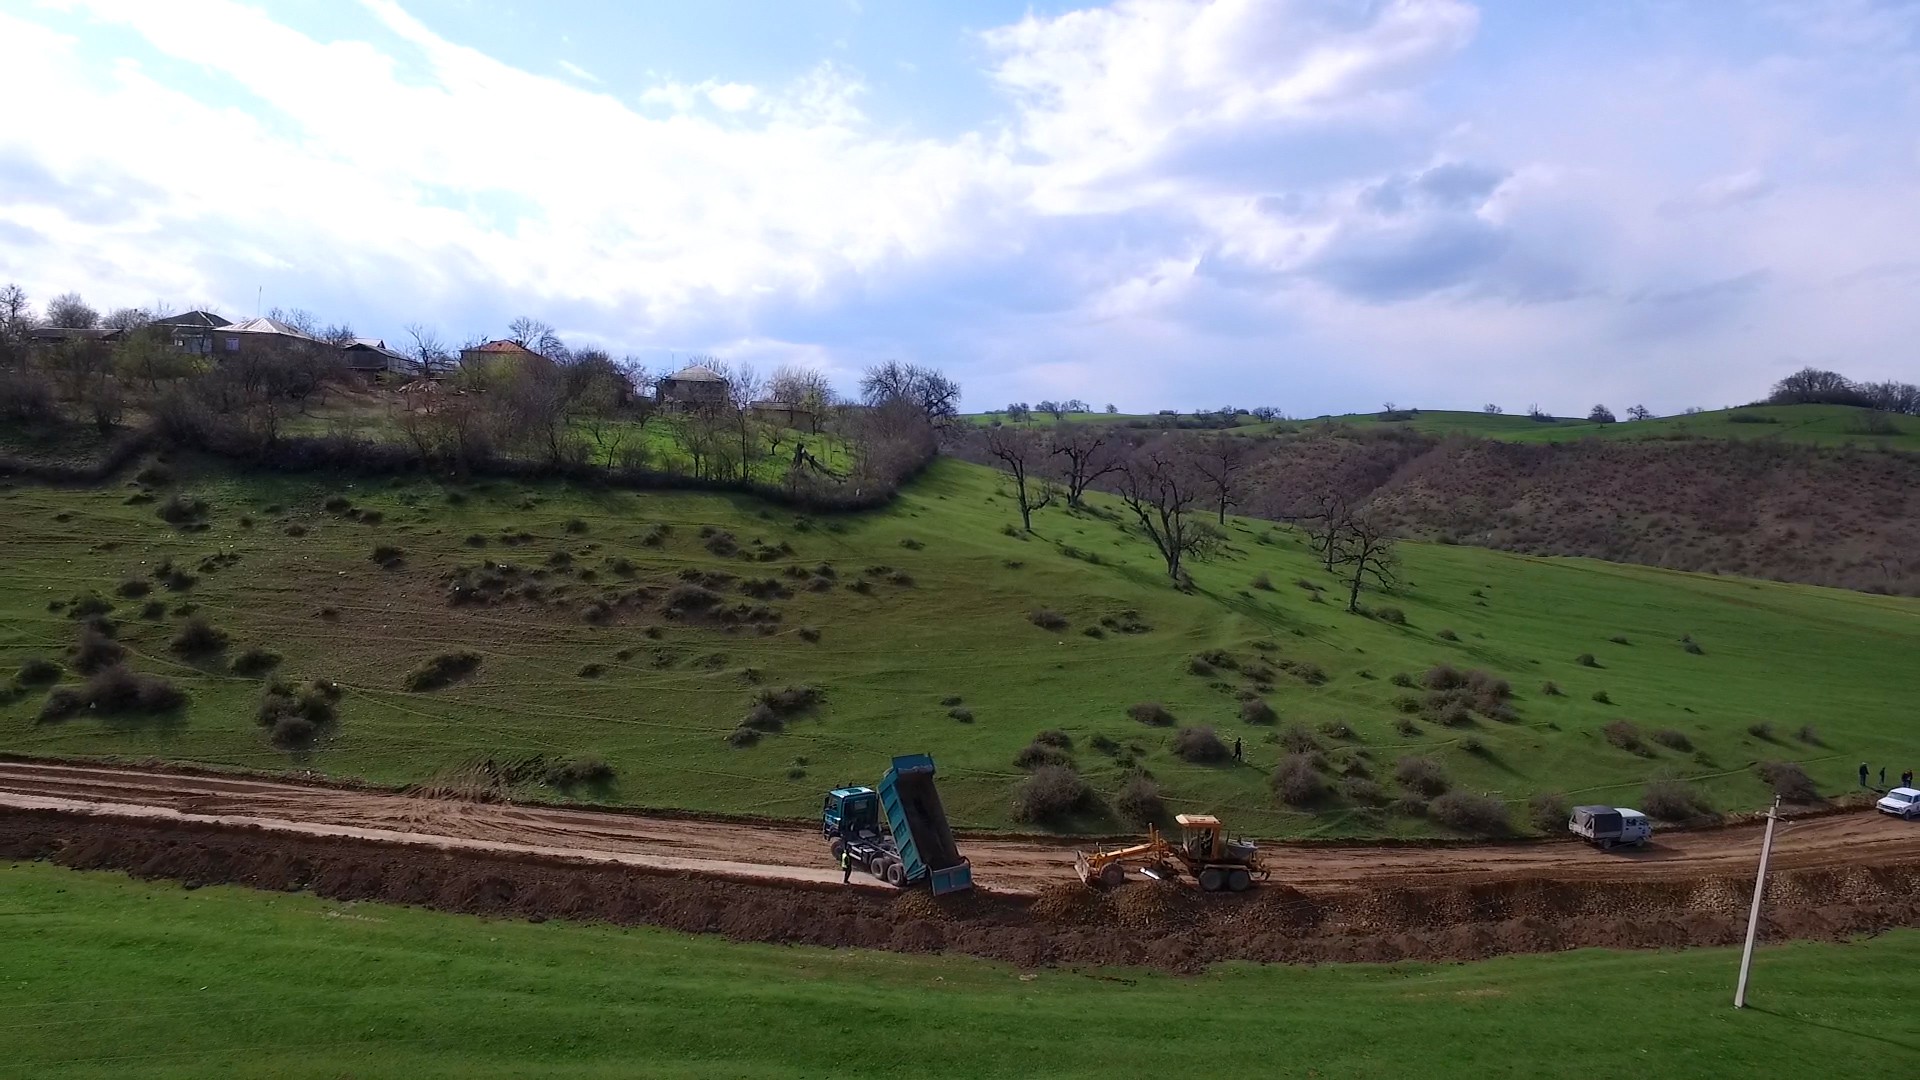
6 807 1920 973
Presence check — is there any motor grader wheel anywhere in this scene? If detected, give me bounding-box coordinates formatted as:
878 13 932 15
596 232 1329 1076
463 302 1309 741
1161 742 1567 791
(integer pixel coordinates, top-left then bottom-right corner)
1198 867 1226 892
1098 862 1126 887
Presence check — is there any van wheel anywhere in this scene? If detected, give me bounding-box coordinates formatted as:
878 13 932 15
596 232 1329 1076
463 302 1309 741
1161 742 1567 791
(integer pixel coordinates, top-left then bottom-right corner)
1599 839 1615 851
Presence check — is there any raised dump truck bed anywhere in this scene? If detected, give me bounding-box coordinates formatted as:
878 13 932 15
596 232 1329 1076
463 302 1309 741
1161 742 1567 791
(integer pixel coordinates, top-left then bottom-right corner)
880 754 971 895
821 753 973 895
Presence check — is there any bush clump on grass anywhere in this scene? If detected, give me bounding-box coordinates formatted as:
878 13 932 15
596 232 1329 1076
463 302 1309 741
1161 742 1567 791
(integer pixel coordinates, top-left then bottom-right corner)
1393 716 1421 737
1373 606 1406 625
371 545 405 568
116 578 151 598
155 494 208 525
1113 774 1164 825
1642 779 1714 821
230 647 282 677
1239 697 1277 725
1650 728 1693 752
1794 725 1824 747
948 707 974 723
1591 689 1612 705
41 665 187 722
170 616 228 657
1394 755 1450 797
1429 791 1510 836
73 625 126 674
15 657 62 686
1277 723 1321 755
1014 741 1071 770
1389 672 1415 688
664 583 723 613
1171 726 1231 763
1010 764 1096 825
726 727 761 748
1757 761 1822 804
1575 653 1599 668
1601 719 1646 755
1528 791 1572 834
404 651 482 691
1270 753 1327 806
546 755 614 788
1437 628 1459 641
258 679 339 745
1541 680 1563 697
1341 776 1387 806
1128 702 1175 727
756 684 823 715
1028 608 1069 631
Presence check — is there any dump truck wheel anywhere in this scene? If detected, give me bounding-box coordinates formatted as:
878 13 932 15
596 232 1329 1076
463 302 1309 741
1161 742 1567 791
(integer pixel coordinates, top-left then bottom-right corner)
1099 863 1126 887
1198 868 1226 892
829 838 845 860
1228 869 1252 893
868 855 890 877
885 861 906 887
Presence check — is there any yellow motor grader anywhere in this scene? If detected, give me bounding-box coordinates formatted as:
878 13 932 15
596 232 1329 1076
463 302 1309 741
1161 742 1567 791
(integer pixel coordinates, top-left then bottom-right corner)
1073 813 1270 892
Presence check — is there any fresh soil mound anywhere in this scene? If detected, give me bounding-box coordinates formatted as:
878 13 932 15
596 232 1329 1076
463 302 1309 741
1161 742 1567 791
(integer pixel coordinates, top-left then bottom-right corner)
4 808 1918 974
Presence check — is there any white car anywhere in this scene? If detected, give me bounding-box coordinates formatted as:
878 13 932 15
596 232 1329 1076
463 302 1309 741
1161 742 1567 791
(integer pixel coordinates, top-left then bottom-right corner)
1877 787 1920 820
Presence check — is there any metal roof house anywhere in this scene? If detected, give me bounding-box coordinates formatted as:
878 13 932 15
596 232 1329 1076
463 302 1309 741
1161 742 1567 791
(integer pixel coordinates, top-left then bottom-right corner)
342 337 420 377
153 310 231 355
656 364 730 410
214 316 324 356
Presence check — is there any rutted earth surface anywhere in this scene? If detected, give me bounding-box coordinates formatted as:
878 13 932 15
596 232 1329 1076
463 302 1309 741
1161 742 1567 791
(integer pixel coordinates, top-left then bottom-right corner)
3 761 1918 970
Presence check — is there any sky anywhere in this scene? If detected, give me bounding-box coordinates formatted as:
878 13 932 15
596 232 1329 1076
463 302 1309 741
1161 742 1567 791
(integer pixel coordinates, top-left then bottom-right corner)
1 0 1917 416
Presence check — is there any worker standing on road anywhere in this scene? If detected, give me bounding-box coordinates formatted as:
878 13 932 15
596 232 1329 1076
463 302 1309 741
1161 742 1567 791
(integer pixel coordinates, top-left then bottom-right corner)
840 849 853 884
1860 762 1870 788
1233 737 1243 762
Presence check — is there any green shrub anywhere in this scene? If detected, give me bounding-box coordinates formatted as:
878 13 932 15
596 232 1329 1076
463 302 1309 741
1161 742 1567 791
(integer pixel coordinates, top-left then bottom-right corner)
404 651 483 691
1010 765 1096 824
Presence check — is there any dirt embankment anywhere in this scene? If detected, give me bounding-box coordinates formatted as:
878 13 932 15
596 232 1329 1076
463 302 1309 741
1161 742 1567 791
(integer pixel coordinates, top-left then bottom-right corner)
6 807 1918 973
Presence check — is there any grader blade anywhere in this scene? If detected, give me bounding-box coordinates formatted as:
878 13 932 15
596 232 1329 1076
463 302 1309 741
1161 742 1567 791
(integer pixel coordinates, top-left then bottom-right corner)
1073 850 1095 886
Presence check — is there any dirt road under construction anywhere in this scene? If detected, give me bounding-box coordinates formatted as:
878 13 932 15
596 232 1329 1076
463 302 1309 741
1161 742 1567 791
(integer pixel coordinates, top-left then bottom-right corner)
4 760 1919 970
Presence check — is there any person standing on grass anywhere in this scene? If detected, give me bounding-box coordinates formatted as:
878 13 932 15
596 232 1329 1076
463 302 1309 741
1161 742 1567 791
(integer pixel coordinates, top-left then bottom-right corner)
1881 766 1888 788
1860 762 1870 788
1904 769 1913 790
1233 737 1243 762
840 848 853 885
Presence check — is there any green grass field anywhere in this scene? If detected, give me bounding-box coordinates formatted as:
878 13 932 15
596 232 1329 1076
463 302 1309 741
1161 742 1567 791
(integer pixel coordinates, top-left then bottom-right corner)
1308 404 1920 451
3 861 1916 1078
963 404 1920 453
3 454 1917 834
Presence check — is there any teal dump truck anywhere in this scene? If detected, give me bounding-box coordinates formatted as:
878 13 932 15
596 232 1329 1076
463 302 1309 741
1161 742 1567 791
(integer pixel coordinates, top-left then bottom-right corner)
821 754 974 894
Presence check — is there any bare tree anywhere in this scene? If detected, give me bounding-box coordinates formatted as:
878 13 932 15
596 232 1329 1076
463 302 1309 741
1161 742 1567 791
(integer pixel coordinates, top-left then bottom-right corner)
1588 404 1617 423
768 364 835 433
101 307 152 331
1483 403 1503 415
860 360 959 425
1115 438 1221 582
1 284 38 367
267 306 320 336
1297 486 1356 573
45 292 98 328
507 316 567 360
1335 511 1399 614
403 323 452 379
1626 404 1652 421
1036 399 1065 420
1190 436 1254 524
1050 421 1122 506
985 424 1057 531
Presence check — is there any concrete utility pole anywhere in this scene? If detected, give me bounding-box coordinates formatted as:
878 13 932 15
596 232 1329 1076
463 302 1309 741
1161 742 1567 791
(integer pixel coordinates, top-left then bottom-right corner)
1734 795 1783 1009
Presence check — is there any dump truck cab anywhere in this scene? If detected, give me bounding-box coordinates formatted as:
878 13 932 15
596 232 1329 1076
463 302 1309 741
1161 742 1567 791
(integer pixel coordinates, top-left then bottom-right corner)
823 786 881 841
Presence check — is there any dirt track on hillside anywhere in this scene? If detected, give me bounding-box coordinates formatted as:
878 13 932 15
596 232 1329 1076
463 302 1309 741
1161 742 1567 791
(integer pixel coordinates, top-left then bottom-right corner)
3 760 1918 970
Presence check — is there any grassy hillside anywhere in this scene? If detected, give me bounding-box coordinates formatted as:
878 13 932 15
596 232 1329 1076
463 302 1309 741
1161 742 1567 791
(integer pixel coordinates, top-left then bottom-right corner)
2 454 1916 835
4 862 1917 1079
1314 404 1920 451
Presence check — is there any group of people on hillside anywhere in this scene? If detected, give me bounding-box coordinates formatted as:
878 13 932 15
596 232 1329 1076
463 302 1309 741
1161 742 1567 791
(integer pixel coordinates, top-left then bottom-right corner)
1861 763 1914 790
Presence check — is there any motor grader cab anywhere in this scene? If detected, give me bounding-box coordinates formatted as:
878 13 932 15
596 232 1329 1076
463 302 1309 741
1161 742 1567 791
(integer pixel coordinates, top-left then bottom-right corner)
1074 813 1270 893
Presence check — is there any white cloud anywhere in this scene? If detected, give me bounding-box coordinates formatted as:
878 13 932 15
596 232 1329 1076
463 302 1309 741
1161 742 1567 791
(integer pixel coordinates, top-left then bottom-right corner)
1 0 1917 415
557 59 602 85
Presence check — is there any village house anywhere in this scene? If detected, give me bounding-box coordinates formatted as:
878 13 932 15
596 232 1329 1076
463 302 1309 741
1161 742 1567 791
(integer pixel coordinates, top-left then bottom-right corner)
213 316 324 356
342 337 419 379
656 363 730 410
152 310 231 355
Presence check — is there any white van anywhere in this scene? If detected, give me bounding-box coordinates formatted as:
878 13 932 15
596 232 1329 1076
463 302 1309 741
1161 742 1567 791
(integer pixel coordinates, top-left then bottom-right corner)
1569 805 1653 849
